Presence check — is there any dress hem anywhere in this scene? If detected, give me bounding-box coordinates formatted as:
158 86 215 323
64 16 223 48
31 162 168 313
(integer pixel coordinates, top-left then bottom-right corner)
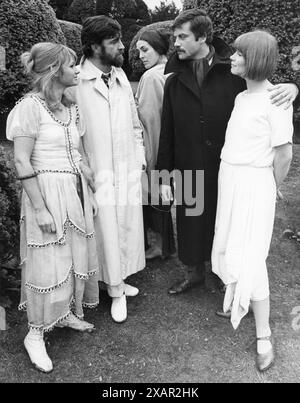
24 264 98 294
21 216 94 249
27 310 73 333
20 300 99 333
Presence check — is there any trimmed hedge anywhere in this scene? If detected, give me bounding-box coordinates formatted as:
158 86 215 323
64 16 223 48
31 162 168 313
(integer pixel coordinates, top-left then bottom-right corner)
0 0 66 115
58 20 83 60
67 0 96 24
0 146 20 252
129 20 174 80
182 0 299 84
120 17 146 79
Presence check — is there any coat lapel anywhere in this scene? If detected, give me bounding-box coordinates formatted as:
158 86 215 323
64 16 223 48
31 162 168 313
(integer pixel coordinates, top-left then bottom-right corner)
93 76 109 100
178 68 201 100
78 59 109 101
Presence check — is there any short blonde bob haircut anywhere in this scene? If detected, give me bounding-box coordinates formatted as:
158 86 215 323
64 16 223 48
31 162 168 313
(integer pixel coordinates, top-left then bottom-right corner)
233 30 279 81
21 42 77 110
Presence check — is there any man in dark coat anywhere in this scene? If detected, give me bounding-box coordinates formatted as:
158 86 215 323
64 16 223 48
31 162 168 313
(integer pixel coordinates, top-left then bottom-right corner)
156 8 299 295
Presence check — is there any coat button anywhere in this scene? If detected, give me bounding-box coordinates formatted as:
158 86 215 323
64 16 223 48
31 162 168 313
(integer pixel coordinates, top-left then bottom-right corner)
205 140 212 146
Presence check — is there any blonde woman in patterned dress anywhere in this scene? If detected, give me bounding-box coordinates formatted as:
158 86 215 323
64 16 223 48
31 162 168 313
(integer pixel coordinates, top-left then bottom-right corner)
6 43 99 373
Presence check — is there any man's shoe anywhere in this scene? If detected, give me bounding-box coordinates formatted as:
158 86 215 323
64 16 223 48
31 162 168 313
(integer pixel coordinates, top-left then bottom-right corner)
216 304 253 319
56 313 95 332
124 284 139 297
111 294 127 323
24 329 53 373
216 310 231 319
168 279 199 295
145 246 163 260
256 336 275 372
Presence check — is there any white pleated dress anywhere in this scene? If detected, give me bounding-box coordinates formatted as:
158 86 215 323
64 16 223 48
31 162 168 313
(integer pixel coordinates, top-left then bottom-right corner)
6 95 99 332
211 90 293 329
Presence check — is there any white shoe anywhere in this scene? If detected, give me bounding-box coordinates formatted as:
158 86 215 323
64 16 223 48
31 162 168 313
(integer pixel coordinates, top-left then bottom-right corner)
124 283 139 297
111 294 127 323
56 313 95 332
24 329 53 373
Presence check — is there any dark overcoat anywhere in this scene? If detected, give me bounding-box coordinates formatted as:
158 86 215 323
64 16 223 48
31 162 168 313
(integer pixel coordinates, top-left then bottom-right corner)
156 37 246 266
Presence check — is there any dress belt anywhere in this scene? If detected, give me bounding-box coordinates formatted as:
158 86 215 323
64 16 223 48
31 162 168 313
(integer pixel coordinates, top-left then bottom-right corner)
35 169 85 212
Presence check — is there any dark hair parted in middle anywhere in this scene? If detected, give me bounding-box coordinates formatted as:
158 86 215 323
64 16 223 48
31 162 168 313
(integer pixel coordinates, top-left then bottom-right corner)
172 8 213 44
138 30 170 56
81 15 121 58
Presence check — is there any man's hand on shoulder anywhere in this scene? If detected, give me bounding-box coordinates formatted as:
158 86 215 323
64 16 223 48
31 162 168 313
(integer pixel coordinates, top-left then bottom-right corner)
268 83 299 109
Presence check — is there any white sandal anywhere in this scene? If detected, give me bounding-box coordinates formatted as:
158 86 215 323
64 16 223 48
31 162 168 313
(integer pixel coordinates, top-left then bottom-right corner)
56 313 95 332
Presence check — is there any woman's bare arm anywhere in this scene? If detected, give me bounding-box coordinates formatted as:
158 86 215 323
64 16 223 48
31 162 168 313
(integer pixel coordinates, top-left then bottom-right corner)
14 137 56 233
273 143 293 188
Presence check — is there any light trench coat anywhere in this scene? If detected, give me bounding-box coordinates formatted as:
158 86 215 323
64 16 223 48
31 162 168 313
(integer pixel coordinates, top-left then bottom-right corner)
74 59 146 286
135 64 168 177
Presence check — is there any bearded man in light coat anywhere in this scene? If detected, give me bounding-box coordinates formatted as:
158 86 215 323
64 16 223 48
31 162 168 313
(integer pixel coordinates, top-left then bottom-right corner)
70 16 146 323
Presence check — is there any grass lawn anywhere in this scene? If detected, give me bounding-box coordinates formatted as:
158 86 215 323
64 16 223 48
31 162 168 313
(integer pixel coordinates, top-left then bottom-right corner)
0 144 300 383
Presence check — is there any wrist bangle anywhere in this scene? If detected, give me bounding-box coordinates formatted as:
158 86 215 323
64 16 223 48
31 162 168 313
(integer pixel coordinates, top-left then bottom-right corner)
17 172 37 181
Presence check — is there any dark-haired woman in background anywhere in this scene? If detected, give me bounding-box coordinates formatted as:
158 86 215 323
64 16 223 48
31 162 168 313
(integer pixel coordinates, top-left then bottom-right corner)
136 30 176 260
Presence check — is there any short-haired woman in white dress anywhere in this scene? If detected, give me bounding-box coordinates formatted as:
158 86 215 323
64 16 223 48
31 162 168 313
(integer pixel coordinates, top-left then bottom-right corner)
6 43 99 373
212 30 293 372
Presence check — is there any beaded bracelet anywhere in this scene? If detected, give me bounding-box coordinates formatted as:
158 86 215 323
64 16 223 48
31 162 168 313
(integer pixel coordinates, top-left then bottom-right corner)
17 173 37 181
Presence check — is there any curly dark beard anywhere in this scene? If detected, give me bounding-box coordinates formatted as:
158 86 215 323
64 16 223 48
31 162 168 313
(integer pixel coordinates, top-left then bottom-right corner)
100 45 124 67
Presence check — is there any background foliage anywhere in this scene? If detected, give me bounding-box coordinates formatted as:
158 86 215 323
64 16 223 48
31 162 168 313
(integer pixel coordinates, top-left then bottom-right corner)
0 146 20 251
48 0 73 20
0 145 21 306
150 1 180 23
67 0 96 24
0 0 66 114
58 19 83 60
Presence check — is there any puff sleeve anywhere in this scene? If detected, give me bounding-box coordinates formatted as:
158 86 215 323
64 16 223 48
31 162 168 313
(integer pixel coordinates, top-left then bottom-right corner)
6 96 40 141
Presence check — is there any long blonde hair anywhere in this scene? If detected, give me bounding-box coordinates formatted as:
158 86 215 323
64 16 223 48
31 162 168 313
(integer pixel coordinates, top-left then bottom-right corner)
21 42 77 110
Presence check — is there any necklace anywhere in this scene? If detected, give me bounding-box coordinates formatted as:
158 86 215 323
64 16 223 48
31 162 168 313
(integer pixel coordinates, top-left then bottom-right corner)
34 95 72 127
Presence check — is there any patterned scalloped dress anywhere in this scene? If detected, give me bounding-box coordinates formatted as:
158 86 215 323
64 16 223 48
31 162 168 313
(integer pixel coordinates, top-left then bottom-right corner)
6 94 99 332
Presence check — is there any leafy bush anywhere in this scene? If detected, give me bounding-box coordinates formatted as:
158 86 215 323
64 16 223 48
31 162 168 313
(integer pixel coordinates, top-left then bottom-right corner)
96 0 138 19
0 146 21 252
58 20 83 60
0 0 66 115
150 1 180 23
0 144 21 304
129 20 174 80
182 0 299 84
48 0 73 20
119 17 145 78
67 0 96 24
